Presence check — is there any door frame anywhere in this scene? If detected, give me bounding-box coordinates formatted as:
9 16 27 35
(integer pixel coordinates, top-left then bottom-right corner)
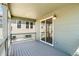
40 16 55 46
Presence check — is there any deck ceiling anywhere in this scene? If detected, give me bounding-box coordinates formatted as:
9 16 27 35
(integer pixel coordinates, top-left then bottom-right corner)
9 3 71 20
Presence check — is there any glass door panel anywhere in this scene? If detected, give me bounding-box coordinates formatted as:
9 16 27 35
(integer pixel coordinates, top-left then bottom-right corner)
46 18 52 44
41 21 46 41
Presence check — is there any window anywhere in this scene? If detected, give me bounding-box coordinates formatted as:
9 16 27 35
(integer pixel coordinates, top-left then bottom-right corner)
30 22 33 29
25 35 31 38
26 22 29 28
17 21 21 28
0 5 3 39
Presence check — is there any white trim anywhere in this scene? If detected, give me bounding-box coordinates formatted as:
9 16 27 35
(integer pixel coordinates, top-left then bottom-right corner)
40 16 53 22
40 40 54 46
73 47 79 56
40 21 41 41
52 17 55 46
40 16 55 46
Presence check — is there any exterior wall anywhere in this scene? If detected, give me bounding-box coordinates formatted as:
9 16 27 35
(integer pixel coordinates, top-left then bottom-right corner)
38 4 79 55
11 21 36 34
11 19 36 40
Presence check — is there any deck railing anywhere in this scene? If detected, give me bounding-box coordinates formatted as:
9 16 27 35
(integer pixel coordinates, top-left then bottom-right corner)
10 32 36 42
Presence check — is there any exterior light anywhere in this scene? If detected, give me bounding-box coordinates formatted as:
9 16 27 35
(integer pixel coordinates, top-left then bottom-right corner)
53 14 57 20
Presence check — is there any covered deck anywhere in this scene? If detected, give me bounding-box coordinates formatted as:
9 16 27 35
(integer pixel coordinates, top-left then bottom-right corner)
9 39 68 56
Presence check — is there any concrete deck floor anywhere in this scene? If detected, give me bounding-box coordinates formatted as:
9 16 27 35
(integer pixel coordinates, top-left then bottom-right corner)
9 40 68 56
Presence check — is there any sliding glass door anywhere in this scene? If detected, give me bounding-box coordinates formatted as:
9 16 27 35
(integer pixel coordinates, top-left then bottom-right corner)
46 18 52 44
40 17 54 45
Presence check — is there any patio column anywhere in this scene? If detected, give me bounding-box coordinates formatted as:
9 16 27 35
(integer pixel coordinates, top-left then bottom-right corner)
36 20 40 40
